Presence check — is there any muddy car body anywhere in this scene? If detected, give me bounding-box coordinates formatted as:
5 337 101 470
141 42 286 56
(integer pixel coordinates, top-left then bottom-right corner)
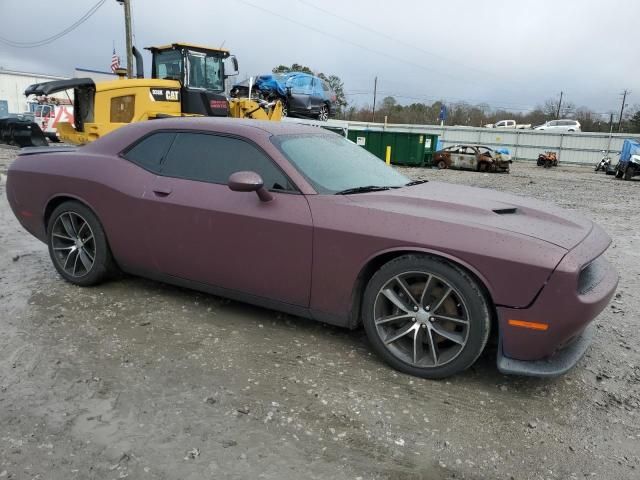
433 145 512 173
6 118 618 378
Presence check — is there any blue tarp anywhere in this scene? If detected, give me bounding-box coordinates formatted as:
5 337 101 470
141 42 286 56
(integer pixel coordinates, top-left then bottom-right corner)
254 74 288 97
618 139 640 166
496 147 510 155
254 72 315 97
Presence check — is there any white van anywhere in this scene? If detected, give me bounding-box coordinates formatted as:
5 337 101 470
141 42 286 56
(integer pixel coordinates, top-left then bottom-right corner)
534 119 581 132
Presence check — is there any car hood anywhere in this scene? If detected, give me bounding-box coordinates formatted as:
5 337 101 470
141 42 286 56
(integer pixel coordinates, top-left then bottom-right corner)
345 182 592 250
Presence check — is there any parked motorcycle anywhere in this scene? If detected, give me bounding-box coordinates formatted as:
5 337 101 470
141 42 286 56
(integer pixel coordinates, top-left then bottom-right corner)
595 151 612 172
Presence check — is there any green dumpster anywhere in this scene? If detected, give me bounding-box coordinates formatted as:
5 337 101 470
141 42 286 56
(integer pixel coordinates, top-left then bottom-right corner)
347 129 438 167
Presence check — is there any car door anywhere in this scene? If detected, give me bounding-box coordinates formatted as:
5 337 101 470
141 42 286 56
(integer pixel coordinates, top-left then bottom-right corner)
454 146 477 170
142 131 314 307
287 75 313 114
310 78 325 113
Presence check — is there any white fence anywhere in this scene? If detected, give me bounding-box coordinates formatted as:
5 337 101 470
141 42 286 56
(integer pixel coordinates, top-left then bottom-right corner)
284 117 638 165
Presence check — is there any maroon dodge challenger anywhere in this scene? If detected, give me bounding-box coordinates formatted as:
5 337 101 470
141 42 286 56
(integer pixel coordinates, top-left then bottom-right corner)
6 118 618 378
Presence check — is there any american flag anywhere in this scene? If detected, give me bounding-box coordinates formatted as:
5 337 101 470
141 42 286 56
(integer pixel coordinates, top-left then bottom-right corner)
110 48 121 73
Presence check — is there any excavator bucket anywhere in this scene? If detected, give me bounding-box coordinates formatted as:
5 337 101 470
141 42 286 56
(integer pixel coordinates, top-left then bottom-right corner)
0 117 49 148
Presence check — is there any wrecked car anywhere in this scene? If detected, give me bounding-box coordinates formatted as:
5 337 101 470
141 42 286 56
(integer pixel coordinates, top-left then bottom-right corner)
537 151 558 168
432 145 512 173
614 139 640 180
231 72 336 121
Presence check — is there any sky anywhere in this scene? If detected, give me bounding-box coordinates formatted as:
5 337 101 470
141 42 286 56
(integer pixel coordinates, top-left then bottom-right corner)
0 0 637 116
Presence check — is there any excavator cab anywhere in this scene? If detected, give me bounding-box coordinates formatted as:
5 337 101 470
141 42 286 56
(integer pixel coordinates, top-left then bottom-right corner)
147 43 238 117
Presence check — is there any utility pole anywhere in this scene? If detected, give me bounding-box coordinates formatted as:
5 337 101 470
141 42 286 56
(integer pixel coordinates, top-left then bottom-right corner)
117 0 134 78
556 91 563 119
618 89 630 133
372 76 377 123
606 113 614 155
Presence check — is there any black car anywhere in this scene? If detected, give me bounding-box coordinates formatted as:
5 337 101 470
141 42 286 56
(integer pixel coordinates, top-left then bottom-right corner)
231 72 336 121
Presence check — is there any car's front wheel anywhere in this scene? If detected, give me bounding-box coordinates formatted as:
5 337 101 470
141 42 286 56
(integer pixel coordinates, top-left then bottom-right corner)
362 255 491 379
47 201 116 286
624 167 634 180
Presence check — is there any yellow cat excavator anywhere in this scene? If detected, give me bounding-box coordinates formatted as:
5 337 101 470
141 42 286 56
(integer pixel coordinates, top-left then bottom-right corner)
13 43 282 145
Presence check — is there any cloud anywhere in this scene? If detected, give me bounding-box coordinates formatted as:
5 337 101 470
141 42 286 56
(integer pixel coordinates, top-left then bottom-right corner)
0 0 636 115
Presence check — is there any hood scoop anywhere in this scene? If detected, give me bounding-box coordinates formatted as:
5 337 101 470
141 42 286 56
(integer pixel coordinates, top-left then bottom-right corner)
493 207 517 215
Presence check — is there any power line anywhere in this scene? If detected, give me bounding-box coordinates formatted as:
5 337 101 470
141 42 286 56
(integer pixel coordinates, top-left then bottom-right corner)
235 0 481 87
295 0 503 83
0 0 106 48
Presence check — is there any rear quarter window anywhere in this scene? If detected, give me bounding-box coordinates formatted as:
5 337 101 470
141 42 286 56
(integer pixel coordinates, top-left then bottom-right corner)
123 132 176 172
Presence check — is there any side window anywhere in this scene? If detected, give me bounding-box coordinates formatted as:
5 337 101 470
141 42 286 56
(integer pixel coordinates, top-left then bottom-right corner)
161 133 295 191
290 76 313 94
111 95 135 123
123 132 176 172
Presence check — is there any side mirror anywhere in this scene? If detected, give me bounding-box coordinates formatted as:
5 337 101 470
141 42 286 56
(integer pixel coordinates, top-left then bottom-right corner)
224 55 239 77
228 171 273 202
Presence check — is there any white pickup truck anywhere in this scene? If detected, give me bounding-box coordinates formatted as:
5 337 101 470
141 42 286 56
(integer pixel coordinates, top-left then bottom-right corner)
485 119 531 129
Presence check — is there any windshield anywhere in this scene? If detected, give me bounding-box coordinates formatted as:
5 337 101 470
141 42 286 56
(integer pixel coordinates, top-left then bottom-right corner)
273 134 409 194
154 49 183 80
187 51 223 91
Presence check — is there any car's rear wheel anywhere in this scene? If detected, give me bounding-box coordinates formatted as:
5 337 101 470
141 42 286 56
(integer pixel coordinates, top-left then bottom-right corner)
318 104 329 121
362 255 491 379
437 160 446 169
47 201 116 286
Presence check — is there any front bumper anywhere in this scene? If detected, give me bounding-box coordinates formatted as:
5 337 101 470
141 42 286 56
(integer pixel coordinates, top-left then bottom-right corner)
496 223 618 374
497 324 594 377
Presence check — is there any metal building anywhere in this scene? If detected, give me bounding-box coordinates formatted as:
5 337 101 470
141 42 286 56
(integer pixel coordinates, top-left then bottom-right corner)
0 68 68 116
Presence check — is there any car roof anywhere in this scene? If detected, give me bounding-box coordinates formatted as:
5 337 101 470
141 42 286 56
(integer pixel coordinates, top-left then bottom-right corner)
84 117 326 154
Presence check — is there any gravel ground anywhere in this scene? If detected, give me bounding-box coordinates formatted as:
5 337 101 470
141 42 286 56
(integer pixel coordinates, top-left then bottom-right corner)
0 145 638 480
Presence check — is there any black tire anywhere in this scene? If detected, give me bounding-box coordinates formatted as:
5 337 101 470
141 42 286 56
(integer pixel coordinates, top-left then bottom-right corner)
615 166 624 179
361 254 491 379
47 201 116 286
624 167 634 181
437 159 447 170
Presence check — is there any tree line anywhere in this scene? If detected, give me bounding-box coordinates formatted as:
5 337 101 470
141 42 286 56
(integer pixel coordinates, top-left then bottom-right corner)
340 96 640 134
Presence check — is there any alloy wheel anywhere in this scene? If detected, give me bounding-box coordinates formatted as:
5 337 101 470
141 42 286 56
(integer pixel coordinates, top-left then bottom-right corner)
373 272 470 368
51 212 96 277
318 105 329 121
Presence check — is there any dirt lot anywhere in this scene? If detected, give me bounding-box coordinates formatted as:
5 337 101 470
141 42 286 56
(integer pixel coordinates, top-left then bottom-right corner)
0 146 638 480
